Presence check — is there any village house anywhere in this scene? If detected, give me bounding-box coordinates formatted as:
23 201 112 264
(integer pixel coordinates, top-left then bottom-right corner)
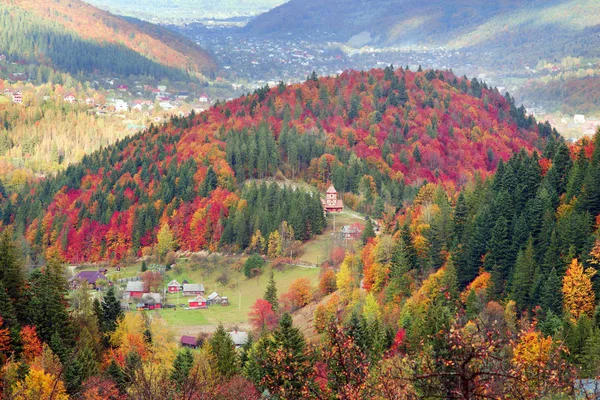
117 84 129 92
187 295 207 309
198 93 210 103
574 114 586 124
64 94 76 103
139 293 162 310
341 224 362 240
69 270 109 290
85 97 95 106
228 331 248 348
321 185 344 213
12 91 22 104
206 292 222 306
167 280 181 293
180 335 198 349
124 281 145 298
182 283 205 296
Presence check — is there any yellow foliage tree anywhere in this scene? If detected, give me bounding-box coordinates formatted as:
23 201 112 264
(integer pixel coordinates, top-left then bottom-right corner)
250 229 266 254
336 254 357 300
267 230 282 258
12 368 69 400
156 223 175 261
562 258 596 322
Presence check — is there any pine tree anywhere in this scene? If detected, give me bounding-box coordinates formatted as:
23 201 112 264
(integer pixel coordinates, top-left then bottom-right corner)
362 219 376 244
101 286 123 334
208 322 237 378
170 348 195 391
487 216 511 296
107 359 126 393
511 238 536 311
264 271 278 311
540 267 562 316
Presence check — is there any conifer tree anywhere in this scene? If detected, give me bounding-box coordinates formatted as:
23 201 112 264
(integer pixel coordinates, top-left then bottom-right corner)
208 322 237 378
101 286 123 335
511 239 536 310
170 348 195 391
264 271 278 311
362 219 376 244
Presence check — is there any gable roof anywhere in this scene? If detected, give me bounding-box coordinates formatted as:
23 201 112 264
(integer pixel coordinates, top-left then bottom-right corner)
207 292 221 300
141 293 162 304
326 185 337 194
180 335 197 346
183 283 205 292
228 331 249 346
125 281 144 292
188 295 206 303
70 271 108 284
167 279 180 287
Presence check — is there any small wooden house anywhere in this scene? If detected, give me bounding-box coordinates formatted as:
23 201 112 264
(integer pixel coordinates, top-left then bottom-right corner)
180 335 198 349
125 281 145 298
167 280 181 293
141 293 162 310
188 295 207 309
206 292 222 305
183 283 205 296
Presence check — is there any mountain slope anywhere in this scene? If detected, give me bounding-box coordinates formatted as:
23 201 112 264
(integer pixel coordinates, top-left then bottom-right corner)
2 0 216 78
245 0 597 65
8 67 554 262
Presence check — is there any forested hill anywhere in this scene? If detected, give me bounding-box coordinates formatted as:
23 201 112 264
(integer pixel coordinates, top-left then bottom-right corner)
245 0 598 66
0 0 217 79
6 67 554 263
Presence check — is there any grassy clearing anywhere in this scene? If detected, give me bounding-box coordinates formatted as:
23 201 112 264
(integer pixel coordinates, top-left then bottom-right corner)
161 264 319 326
299 210 365 265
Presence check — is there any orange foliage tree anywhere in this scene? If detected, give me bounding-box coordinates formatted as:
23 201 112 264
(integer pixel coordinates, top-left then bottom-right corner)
562 258 596 321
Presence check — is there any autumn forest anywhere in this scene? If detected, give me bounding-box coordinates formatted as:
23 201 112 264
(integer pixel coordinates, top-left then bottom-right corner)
0 43 598 399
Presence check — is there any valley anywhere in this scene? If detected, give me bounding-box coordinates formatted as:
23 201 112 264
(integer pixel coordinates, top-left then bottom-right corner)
0 0 598 398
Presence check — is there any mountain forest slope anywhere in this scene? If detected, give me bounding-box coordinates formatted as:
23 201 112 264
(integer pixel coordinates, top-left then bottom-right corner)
5 67 555 263
1 0 217 79
245 0 599 67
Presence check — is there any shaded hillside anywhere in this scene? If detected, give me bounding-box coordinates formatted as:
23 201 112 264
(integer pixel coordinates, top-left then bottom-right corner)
6 67 554 262
2 0 216 78
520 75 600 115
245 0 598 67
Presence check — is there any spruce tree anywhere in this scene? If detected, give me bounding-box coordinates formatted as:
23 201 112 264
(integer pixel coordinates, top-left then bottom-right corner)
487 216 511 296
170 348 195 390
264 271 278 311
511 239 536 311
101 286 123 334
208 322 237 378
361 219 376 244
540 267 563 316
107 359 126 393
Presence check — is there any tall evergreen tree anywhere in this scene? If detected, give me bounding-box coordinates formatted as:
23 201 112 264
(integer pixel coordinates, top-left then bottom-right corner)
208 322 237 378
264 271 278 311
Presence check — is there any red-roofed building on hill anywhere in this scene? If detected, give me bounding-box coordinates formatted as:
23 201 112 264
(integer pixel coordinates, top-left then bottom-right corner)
321 185 344 213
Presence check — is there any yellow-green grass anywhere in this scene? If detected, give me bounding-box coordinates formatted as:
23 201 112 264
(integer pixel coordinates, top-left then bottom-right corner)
299 210 365 265
160 265 319 326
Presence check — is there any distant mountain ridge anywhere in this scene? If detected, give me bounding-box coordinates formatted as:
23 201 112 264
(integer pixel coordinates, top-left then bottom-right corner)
3 0 217 78
245 0 598 63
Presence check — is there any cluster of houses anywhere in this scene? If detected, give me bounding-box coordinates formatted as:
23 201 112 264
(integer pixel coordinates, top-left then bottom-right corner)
166 280 229 309
120 279 228 310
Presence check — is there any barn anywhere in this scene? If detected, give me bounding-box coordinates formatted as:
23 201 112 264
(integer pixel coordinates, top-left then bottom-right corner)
188 295 207 309
125 281 145 298
183 283 205 296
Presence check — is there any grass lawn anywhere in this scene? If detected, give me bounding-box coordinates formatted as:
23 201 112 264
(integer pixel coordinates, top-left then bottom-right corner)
299 209 365 265
152 308 210 327
161 264 320 326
